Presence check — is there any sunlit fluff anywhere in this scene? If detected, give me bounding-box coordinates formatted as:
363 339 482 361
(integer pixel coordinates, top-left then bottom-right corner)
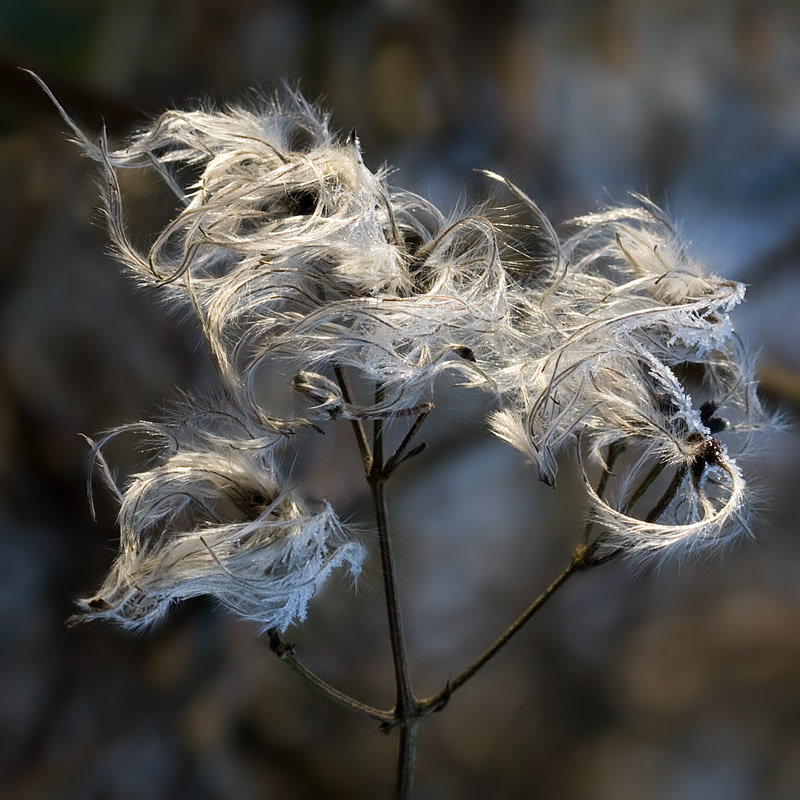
77 400 363 632
42 75 775 628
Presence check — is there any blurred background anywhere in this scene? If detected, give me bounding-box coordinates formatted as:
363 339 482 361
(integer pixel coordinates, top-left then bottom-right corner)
2 1 800 797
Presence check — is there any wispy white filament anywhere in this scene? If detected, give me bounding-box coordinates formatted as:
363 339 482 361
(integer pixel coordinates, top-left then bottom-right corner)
77 400 363 631
39 75 775 629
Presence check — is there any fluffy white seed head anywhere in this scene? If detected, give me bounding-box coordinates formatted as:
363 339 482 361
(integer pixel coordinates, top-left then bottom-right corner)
40 73 775 626
77 399 363 632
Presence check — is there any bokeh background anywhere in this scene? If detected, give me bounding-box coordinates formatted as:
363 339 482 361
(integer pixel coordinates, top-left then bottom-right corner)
2 1 800 798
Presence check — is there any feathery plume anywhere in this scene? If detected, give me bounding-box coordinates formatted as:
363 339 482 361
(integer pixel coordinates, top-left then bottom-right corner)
38 73 775 620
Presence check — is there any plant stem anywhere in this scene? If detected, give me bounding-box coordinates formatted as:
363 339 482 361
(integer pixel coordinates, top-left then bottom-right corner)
419 547 589 714
369 386 416 714
334 364 372 473
396 721 419 798
268 631 392 724
384 405 432 476
370 472 416 718
581 439 625 545
272 365 690 797
331 371 421 797
418 444 676 715
591 463 689 565
645 465 687 522
370 385 418 797
623 460 666 513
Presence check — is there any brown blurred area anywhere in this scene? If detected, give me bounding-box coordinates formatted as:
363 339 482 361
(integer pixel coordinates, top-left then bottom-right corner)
2 1 800 798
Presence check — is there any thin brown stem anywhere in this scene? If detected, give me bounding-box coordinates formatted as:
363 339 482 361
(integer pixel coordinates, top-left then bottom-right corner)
415 456 687 720
334 364 372 473
419 547 590 714
581 439 626 545
384 404 433 476
268 631 392 724
370 385 416 721
589 464 689 567
582 546 625 569
370 383 419 798
623 460 666 513
396 721 419 798
645 465 687 522
370 475 416 718
418 445 678 715
335 372 421 798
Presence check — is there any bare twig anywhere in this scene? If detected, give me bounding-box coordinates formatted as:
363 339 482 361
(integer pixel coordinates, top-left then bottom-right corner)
418 547 589 714
645 465 687 522
396 721 419 798
332 370 423 798
268 630 392 724
334 364 372 473
581 439 626 545
419 444 683 715
384 404 433 476
370 473 416 719
370 383 419 798
623 460 666 513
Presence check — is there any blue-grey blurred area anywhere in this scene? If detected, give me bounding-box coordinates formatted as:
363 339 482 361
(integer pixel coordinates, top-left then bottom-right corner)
2 1 800 798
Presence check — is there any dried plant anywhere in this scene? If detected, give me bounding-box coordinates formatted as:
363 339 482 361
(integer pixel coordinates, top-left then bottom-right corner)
34 72 778 797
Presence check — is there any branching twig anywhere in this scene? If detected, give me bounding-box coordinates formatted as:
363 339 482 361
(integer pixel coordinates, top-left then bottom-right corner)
581 439 626 545
334 364 372 474
419 444 683 715
418 546 589 714
623 460 666 513
329 371 423 797
272 371 696 796
384 404 433 476
645 465 687 522
268 630 392 724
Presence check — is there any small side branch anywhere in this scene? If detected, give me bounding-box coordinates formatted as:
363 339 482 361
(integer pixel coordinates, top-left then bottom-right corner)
419 441 677 716
334 365 373 473
623 460 666 513
418 548 588 714
581 439 626 545
268 630 392 724
384 404 433 477
645 465 687 522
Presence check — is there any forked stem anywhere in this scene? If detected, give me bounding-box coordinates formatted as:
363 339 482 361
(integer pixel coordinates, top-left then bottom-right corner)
418 545 590 714
268 396 686 799
334 365 372 472
420 444 682 714
581 439 625 545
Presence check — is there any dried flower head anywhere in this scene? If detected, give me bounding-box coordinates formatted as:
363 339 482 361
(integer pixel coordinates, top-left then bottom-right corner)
77 398 363 632
38 73 775 629
490 198 775 557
